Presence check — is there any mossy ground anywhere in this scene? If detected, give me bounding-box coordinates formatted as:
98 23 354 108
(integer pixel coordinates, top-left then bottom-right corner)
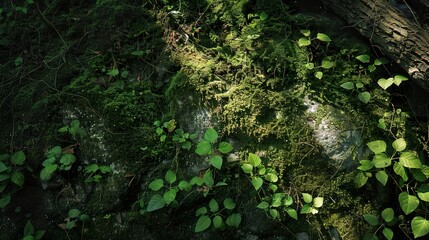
0 0 427 239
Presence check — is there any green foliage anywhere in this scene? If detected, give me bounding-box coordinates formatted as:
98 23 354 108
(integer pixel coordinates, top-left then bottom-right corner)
58 120 86 139
22 220 45 240
84 164 111 183
40 146 76 180
194 198 241 232
0 151 28 208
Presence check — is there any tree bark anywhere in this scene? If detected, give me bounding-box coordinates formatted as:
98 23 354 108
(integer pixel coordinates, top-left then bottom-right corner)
321 0 429 90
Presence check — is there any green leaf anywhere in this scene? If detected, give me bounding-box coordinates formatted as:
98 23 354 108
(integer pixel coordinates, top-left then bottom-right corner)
11 172 24 187
195 207 207 216
383 227 394 240
209 199 219 213
46 146 62 158
368 64 376 72
367 140 387 154
195 215 211 232
270 208 279 219
59 154 76 166
355 171 369 188
218 142 233 154
0 195 11 208
377 78 394 90
392 138 407 152
165 170 177 184
210 155 223 170
302 193 313 204
376 170 388 186
298 37 311 47
411 168 428 182
259 11 268 21
400 151 422 169
34 230 45 240
358 91 371 104
417 184 429 202
356 54 370 63
265 172 278 183
340 82 355 90
305 63 314 70
315 71 323 79
381 208 394 223
355 83 364 88
203 170 214 187
223 198 236 210
286 208 298 220
190 176 204 186
357 160 374 171
393 75 408 86
321 60 334 69
283 195 293 206
163 188 177 204
80 214 90 222
195 140 211 156
45 164 58 174
393 162 408 181
11 151 26 165
317 33 332 42
213 215 223 228
0 154 9 161
241 163 253 174
65 220 75 229
85 164 99 173
178 180 192 191
99 166 111 173
58 126 69 133
300 29 311 37
271 193 284 207
313 197 324 208
399 192 420 215
131 50 144 56
24 220 35 236
39 168 52 181
106 68 119 77
372 153 391 168
251 177 263 191
412 216 429 238
248 153 261 167
363 214 379 226
148 179 164 191
204 128 218 143
68 209 81 218
257 201 269 209
0 162 8 172
147 194 166 212
300 204 312 214
225 213 241 227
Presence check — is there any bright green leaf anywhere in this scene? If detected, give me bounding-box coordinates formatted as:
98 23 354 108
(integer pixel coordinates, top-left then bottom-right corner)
148 179 164 191
283 195 293 206
363 214 379 226
147 194 166 212
305 63 314 70
315 71 323 79
223 198 236 210
203 170 214 187
367 140 387 154
270 208 279 219
265 172 278 183
417 184 429 202
286 208 298 220
300 29 311 37
225 213 241 227
313 197 324 208
392 138 407 152
248 153 261 167
393 75 408 86
400 151 422 169
195 140 211 156
317 33 332 42
259 11 268 21
340 82 355 90
368 64 376 72
218 142 233 154
321 60 334 69
376 170 388 186
382 208 394 223
163 189 177 204
399 192 420 215
377 78 394 90
195 215 211 232
372 153 391 168
165 170 177 184
106 69 119 77
213 215 223 228
241 163 253 174
302 193 312 204
251 177 263 191
298 38 311 47
356 54 370 63
412 216 429 238
195 207 207 216
383 227 394 240
178 180 192 191
59 154 76 166
210 155 223 170
393 162 408 181
209 199 219 212
46 146 62 158
204 128 218 143
358 91 371 104
355 171 369 188
257 201 269 209
358 160 374 171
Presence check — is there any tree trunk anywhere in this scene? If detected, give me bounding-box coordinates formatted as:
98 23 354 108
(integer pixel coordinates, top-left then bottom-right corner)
321 0 429 90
